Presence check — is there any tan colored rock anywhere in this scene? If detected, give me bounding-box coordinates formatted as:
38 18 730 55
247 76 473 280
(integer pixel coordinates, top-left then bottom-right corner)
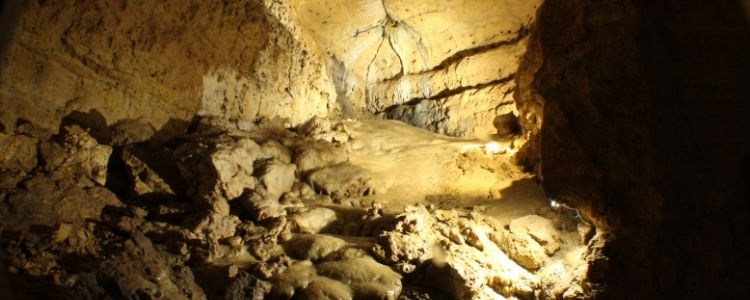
509 215 561 255
190 212 240 240
225 273 272 300
176 135 260 200
41 125 112 187
316 256 402 300
295 140 348 173
257 160 296 199
288 207 337 234
69 232 205 299
270 261 317 299
260 140 292 164
241 190 288 222
0 1 337 132
0 132 38 188
109 119 155 145
577 222 594 245
499 230 546 270
299 276 353 300
2 176 122 231
285 234 347 261
307 163 372 199
121 148 175 197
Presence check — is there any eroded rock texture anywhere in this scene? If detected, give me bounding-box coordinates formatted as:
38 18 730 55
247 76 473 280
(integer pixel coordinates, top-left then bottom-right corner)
0 115 598 299
0 0 337 133
0 0 542 139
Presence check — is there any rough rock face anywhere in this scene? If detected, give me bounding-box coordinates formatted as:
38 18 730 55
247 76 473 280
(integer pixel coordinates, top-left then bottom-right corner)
0 0 337 133
0 115 598 299
0 0 542 139
287 0 543 137
515 0 750 298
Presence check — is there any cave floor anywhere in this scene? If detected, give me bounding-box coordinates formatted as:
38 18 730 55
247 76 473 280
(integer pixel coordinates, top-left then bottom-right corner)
345 119 548 224
0 117 595 299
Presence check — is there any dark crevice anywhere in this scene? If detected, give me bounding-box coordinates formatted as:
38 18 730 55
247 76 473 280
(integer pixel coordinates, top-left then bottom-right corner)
379 74 515 115
374 27 530 85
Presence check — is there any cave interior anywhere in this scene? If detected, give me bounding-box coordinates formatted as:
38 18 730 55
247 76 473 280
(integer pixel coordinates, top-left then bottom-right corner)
0 0 749 299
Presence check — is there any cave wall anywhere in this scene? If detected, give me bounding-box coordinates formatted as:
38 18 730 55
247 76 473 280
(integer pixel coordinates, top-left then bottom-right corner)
0 0 338 133
518 0 750 297
285 0 542 137
0 0 544 139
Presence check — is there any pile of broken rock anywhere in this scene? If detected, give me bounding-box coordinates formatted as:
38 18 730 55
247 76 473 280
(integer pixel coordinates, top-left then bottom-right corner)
0 116 600 299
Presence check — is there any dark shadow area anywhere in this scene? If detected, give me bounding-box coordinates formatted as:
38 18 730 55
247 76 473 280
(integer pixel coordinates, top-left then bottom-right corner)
0 0 24 67
60 110 112 145
635 0 750 298
532 0 750 298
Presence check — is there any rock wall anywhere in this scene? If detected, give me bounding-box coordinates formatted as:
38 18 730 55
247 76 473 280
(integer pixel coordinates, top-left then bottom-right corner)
274 0 543 137
0 0 543 139
0 0 338 133
517 0 750 298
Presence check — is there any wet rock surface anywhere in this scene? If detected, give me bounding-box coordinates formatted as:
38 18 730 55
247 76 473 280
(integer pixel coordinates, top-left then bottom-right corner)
0 116 599 299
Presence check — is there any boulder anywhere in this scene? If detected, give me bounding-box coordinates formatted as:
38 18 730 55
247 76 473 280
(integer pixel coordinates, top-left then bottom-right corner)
294 140 348 172
176 135 260 199
0 132 38 188
288 207 337 234
285 234 347 261
316 256 402 300
508 215 560 255
307 163 372 199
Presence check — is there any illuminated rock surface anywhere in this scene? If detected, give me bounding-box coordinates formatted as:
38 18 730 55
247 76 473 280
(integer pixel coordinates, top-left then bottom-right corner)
2 0 748 299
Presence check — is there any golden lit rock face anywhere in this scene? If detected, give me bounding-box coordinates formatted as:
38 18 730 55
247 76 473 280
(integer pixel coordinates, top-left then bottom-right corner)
0 1 608 299
0 1 337 132
0 0 540 138
291 0 542 137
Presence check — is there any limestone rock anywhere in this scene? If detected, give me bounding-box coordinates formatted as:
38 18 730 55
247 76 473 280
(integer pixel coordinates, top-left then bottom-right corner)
41 125 112 187
316 256 402 300
225 273 272 300
288 207 337 234
260 140 292 164
269 261 318 298
372 232 431 274
241 190 287 222
68 233 205 299
2 176 122 231
285 234 347 261
0 132 38 188
295 140 348 173
299 116 350 144
256 160 296 200
176 134 260 200
121 148 175 197
495 229 547 271
307 163 372 199
509 215 560 255
190 212 241 240
109 119 156 146
299 275 353 300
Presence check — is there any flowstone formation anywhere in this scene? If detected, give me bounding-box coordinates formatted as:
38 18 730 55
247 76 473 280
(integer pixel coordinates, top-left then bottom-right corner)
0 115 603 299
